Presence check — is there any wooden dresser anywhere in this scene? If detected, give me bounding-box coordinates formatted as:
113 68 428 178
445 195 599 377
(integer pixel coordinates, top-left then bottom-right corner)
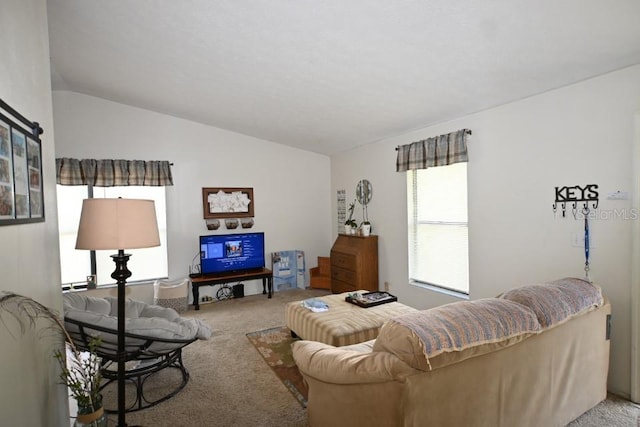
330 234 378 294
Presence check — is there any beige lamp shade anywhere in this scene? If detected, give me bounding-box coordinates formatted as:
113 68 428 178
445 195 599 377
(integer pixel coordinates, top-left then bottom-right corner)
75 198 161 250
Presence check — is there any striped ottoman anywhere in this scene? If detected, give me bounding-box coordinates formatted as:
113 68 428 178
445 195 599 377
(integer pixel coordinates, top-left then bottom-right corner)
285 291 417 346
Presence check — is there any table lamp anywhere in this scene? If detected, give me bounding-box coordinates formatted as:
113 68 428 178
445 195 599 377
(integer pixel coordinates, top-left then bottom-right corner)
75 198 160 427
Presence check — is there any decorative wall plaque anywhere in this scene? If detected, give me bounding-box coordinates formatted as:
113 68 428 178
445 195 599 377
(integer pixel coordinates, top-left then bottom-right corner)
202 187 254 219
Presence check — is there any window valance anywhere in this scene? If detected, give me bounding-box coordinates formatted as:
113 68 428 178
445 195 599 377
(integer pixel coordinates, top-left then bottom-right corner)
56 158 173 186
396 129 470 172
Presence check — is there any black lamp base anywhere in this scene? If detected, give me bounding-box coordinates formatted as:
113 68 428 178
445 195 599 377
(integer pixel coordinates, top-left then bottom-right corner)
111 249 132 427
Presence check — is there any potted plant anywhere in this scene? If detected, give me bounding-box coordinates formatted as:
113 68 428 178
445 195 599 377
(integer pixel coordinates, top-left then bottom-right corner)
344 200 357 235
345 218 358 235
360 220 371 237
57 340 105 426
355 179 372 236
0 292 106 426
360 199 371 236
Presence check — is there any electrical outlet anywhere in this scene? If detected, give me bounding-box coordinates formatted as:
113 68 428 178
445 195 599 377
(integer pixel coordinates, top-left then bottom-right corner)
384 281 390 291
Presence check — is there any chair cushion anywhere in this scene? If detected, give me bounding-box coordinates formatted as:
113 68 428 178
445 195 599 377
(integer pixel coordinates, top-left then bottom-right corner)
63 292 111 315
498 277 603 329
63 293 211 344
373 298 540 371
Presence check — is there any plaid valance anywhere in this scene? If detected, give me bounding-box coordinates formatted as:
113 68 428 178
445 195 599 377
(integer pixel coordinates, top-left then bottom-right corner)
56 158 173 186
396 129 470 172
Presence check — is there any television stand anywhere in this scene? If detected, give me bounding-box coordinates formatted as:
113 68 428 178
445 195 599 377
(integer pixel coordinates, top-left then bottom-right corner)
191 268 273 310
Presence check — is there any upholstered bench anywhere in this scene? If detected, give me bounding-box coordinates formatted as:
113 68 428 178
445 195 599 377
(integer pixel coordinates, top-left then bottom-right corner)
285 291 417 346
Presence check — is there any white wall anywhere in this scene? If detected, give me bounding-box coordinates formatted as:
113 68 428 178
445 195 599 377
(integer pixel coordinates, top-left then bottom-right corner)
0 0 67 425
53 91 333 301
331 65 640 398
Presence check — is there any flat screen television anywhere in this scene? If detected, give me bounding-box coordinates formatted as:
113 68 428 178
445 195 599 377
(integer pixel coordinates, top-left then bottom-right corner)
199 232 265 275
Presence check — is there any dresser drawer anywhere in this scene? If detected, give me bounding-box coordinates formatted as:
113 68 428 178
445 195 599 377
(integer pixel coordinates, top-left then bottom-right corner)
331 279 356 294
331 252 357 270
331 267 356 284
330 234 378 294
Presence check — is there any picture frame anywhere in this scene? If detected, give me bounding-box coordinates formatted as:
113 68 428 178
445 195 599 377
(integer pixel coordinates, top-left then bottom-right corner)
0 98 44 225
86 274 97 289
202 187 254 219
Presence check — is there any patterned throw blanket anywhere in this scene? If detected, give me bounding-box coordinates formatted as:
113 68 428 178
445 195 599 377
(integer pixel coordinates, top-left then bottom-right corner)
499 277 604 328
384 278 604 371
390 298 541 363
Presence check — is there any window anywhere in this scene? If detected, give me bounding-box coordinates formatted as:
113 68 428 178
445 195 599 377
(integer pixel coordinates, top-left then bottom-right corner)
407 162 469 294
57 185 168 286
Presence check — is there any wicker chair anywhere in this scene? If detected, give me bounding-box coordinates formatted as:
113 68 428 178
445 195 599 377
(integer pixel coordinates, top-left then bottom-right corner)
63 293 211 413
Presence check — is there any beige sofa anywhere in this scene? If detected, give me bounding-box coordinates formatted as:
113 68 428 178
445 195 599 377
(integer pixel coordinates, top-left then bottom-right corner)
292 278 610 427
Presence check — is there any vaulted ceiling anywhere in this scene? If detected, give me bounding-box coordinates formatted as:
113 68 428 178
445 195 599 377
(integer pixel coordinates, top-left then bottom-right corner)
47 1 640 155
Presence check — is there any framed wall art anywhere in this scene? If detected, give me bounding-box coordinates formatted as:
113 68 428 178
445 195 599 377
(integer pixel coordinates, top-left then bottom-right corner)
202 187 254 219
0 98 44 225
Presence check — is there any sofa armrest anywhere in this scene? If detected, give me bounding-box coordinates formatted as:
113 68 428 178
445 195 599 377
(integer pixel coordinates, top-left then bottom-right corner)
292 340 418 385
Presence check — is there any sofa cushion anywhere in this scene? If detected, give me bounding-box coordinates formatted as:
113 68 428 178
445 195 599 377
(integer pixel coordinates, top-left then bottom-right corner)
372 298 540 371
498 277 603 329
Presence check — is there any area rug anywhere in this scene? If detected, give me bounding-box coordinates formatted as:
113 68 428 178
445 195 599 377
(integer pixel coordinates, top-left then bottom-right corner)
246 326 307 408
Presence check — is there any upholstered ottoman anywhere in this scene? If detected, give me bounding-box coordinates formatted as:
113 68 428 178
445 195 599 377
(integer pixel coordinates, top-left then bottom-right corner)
285 291 417 346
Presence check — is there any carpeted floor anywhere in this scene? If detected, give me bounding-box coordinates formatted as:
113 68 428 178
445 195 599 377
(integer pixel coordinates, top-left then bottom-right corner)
107 288 639 427
120 288 327 427
568 393 640 426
